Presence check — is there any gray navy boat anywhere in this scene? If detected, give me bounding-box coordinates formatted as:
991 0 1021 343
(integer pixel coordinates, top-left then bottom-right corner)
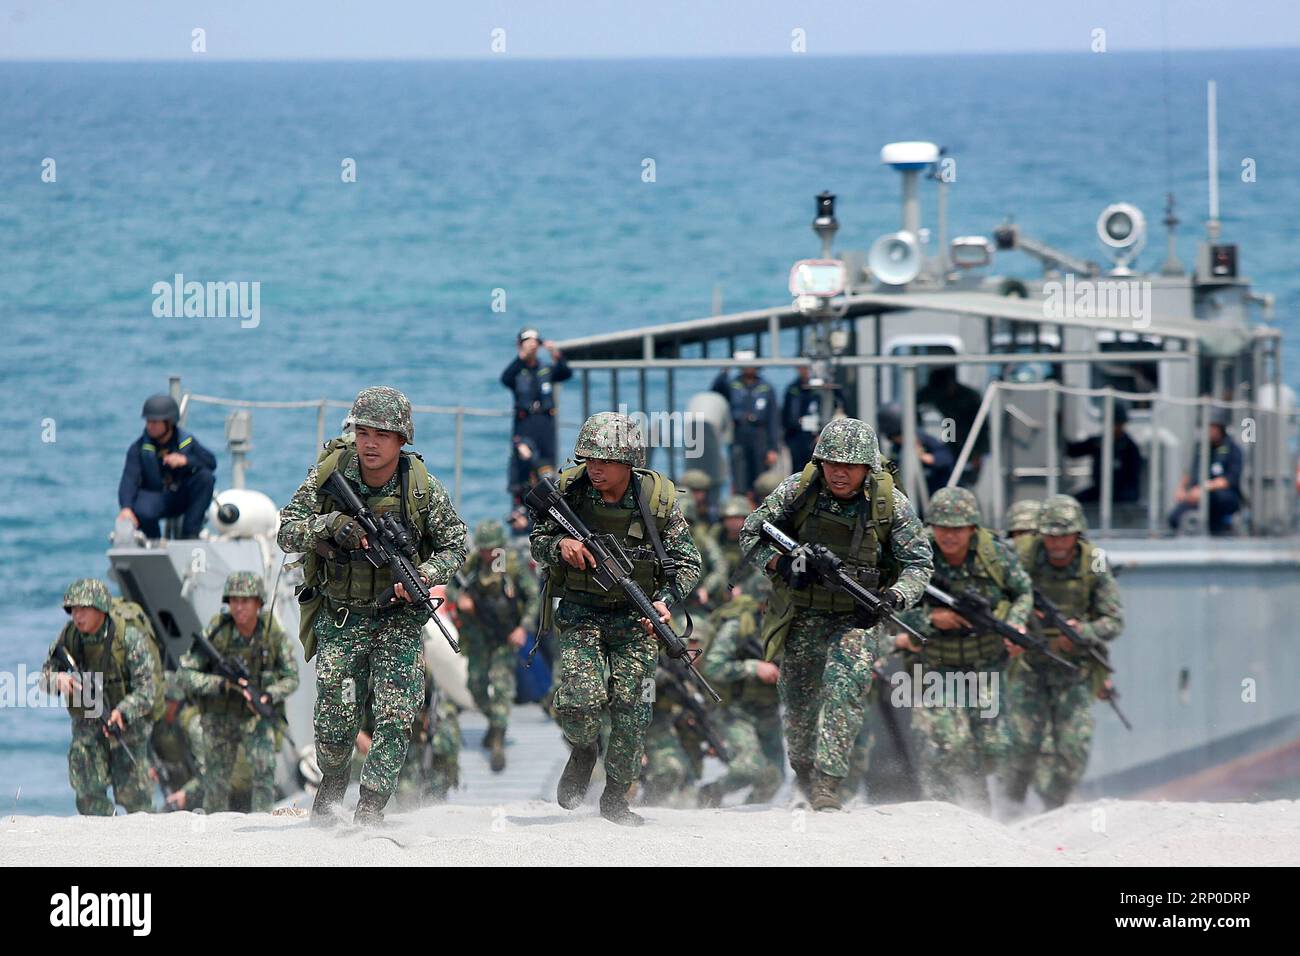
551 95 1300 800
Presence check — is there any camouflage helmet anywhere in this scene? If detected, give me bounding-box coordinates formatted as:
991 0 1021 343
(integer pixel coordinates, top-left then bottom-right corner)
349 386 414 443
752 467 784 501
222 570 266 602
1005 499 1042 534
927 487 981 527
679 468 713 491
721 494 752 519
63 578 111 614
1039 494 1087 535
574 411 645 468
812 418 880 468
474 519 507 550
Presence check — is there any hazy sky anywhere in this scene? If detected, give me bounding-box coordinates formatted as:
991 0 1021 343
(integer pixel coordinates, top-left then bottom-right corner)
2 0 1297 60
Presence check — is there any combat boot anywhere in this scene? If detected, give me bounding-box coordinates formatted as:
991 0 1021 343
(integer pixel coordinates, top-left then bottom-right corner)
697 781 724 808
353 786 390 827
488 726 506 773
810 769 844 812
310 769 350 828
791 762 813 803
557 742 598 809
599 782 645 827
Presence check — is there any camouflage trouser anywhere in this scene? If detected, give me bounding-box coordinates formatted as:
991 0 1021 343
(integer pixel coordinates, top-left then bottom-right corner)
396 699 462 807
910 664 1007 810
68 720 153 815
712 702 784 803
843 707 876 799
553 602 657 788
1002 664 1095 809
641 707 693 800
200 711 278 812
313 608 426 799
465 632 516 732
779 610 878 778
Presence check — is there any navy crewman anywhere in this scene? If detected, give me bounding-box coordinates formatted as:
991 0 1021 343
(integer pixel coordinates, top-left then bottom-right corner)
713 364 779 496
117 394 217 539
501 328 572 472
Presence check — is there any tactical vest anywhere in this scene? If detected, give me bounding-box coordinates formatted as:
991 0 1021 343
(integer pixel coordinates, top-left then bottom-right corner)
198 613 286 717
924 528 1011 667
462 550 524 637
780 462 898 613
56 599 165 723
303 443 433 608
549 464 676 609
1015 535 1097 641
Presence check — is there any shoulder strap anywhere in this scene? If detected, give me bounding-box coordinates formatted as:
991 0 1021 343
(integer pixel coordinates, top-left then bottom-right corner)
972 528 1007 590
789 462 822 530
1076 538 1097 591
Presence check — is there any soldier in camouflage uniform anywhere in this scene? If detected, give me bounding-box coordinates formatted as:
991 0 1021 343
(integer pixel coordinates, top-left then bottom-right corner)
679 494 728 613
449 519 539 772
679 468 718 532
741 418 932 811
697 578 785 806
710 495 752 597
150 671 206 810
893 487 1032 810
278 386 468 826
1002 494 1124 809
177 571 298 812
42 579 162 815
531 412 702 826
1005 499 1042 540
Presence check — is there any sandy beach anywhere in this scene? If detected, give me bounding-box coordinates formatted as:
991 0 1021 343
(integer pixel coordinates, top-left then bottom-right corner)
4 798 1296 867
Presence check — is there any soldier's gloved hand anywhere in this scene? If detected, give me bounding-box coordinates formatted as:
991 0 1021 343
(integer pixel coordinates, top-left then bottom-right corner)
329 513 366 550
775 551 815 589
855 589 902 629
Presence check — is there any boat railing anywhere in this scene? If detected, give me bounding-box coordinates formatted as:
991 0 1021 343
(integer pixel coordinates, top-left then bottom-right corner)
945 379 1298 537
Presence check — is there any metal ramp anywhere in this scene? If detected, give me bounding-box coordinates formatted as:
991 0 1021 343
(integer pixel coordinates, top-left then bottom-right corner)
449 705 571 806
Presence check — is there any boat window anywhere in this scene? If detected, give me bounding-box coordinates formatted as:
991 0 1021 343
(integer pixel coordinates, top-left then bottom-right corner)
1090 336 1161 405
883 342 958 402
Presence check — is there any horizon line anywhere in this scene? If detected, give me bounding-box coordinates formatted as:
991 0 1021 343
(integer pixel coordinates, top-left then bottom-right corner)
2 45 1298 64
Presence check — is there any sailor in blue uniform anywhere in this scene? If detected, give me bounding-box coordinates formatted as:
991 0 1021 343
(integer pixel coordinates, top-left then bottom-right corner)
500 328 572 471
712 365 779 496
117 394 217 539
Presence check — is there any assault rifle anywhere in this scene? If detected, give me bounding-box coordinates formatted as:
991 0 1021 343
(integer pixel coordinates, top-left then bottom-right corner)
47 644 138 767
189 617 278 719
1031 590 1133 731
925 575 1078 671
525 475 720 702
322 470 460 653
760 521 928 646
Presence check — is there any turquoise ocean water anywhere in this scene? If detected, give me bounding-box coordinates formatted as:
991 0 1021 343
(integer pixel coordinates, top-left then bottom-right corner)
2 51 1297 813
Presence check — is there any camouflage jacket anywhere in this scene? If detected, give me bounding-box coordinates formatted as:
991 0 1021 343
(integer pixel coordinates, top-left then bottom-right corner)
530 481 702 608
177 612 300 704
42 617 161 728
277 451 468 587
1021 544 1124 646
899 529 1034 638
447 549 541 637
738 473 933 608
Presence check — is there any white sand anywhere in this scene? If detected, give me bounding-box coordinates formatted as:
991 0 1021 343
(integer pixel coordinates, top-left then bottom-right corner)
3 798 1295 866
